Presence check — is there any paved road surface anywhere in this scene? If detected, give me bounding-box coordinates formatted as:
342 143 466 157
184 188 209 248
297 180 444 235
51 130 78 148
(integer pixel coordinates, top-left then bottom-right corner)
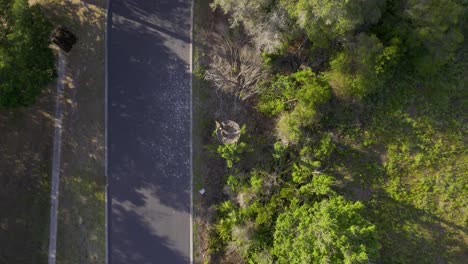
107 0 192 263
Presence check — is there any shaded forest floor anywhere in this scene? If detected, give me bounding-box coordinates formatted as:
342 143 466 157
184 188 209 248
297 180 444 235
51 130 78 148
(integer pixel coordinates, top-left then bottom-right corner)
0 76 55 263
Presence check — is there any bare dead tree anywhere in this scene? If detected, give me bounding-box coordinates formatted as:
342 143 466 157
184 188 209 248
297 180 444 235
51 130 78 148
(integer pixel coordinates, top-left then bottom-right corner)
249 7 290 53
204 34 263 102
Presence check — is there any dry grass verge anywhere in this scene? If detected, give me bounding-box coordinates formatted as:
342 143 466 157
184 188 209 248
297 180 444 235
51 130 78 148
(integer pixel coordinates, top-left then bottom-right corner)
33 0 106 263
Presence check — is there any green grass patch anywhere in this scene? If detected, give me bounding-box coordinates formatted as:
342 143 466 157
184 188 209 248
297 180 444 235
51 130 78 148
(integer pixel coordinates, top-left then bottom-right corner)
56 171 105 264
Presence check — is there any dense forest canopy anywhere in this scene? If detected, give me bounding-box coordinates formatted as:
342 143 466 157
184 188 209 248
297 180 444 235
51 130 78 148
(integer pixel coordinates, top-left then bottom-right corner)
206 0 467 263
0 0 54 107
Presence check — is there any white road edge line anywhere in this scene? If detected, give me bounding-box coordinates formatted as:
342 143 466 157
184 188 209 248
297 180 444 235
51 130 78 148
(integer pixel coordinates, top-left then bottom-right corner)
189 0 194 262
48 51 66 264
105 0 110 263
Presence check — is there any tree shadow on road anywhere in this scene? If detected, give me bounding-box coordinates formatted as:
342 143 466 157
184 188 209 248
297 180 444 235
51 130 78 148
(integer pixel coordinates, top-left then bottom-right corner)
111 202 189 264
107 0 192 262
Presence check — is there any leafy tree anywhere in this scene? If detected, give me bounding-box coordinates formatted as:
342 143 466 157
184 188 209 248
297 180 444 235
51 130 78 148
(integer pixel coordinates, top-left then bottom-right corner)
259 68 331 142
403 0 464 75
374 0 464 77
0 0 55 107
323 33 399 98
211 0 292 52
281 0 384 46
272 196 380 264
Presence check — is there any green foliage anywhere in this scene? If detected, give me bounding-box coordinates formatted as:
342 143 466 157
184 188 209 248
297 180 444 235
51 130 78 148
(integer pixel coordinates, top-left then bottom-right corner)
216 200 238 241
299 173 335 196
403 0 464 75
207 0 468 262
299 133 336 162
226 174 240 192
292 154 335 197
258 73 300 116
217 141 253 168
210 0 274 29
214 124 253 168
211 0 292 52
0 0 55 107
259 68 331 143
291 161 319 184
272 197 380 264
249 173 263 191
271 141 288 166
323 33 393 98
281 0 384 46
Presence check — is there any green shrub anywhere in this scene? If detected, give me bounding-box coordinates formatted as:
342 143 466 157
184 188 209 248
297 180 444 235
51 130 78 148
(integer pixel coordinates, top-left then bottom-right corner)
272 197 380 264
217 141 253 168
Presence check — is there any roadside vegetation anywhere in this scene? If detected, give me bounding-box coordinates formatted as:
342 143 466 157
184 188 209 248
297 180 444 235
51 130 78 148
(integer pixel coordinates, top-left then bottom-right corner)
194 0 467 263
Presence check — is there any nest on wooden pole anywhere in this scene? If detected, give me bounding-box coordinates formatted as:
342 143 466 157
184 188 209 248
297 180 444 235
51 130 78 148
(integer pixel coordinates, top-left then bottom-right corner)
216 120 241 144
50 26 77 53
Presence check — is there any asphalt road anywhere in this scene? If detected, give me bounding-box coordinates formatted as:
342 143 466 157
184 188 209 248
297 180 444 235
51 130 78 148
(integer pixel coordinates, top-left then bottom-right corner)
107 0 192 263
